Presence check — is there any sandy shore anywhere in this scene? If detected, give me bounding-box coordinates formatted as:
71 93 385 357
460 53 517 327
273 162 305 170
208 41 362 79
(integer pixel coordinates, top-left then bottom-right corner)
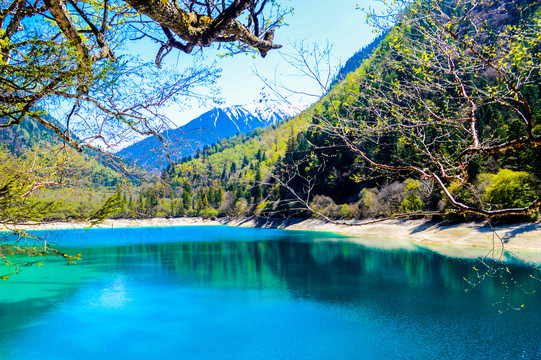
0 217 222 231
3 217 541 257
222 217 541 260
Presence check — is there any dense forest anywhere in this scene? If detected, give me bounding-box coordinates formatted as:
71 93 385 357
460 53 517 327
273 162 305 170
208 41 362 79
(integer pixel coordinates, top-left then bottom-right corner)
1 0 540 225
106 0 540 223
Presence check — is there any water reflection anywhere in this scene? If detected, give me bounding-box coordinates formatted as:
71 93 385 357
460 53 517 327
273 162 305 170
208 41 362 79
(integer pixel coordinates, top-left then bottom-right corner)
1 227 541 360
55 232 541 316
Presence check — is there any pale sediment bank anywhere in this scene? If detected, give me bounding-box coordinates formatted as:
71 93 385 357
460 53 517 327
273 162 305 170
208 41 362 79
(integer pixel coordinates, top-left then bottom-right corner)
225 218 541 262
3 217 541 257
0 217 222 231
222 217 541 254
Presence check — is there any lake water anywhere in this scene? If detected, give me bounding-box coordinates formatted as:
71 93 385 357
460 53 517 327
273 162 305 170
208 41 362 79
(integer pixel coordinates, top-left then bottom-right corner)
1 226 541 359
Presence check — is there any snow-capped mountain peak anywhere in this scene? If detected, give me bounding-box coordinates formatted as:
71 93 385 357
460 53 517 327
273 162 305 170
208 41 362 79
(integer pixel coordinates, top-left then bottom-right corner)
118 101 305 171
223 101 305 124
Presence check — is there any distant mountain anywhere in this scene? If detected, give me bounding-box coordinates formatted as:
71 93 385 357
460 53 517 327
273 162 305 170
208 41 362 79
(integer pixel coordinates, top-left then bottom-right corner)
118 101 301 171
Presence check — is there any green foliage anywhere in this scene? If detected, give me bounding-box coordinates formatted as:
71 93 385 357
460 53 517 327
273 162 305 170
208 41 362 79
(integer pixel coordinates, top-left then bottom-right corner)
6 0 540 226
480 169 538 209
402 179 423 213
0 147 56 224
358 188 377 217
87 191 123 227
200 207 219 218
138 0 541 222
0 145 100 278
310 195 339 218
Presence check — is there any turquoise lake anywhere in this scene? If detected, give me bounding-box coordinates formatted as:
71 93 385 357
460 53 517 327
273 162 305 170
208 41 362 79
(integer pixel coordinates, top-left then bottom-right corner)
1 225 541 359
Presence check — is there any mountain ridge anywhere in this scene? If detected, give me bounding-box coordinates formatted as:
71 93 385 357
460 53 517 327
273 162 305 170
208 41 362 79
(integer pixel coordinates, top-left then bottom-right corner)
118 101 302 171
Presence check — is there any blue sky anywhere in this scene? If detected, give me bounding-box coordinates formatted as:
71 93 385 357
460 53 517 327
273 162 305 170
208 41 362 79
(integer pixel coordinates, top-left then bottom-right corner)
156 0 380 126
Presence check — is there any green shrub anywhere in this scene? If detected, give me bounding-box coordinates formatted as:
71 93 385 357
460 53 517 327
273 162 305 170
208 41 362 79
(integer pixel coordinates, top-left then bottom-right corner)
401 179 423 212
479 169 538 209
340 203 359 219
310 195 339 218
200 207 220 218
358 188 377 217
235 198 249 217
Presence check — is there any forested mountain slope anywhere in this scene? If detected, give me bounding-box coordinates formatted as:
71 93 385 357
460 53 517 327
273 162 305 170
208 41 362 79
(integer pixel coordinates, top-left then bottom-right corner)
298 0 541 219
0 115 126 222
0 113 66 154
12 0 536 223
330 32 386 88
118 102 299 171
146 0 541 221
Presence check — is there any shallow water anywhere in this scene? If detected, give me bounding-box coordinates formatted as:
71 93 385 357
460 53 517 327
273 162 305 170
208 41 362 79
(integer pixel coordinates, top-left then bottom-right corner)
1 226 541 359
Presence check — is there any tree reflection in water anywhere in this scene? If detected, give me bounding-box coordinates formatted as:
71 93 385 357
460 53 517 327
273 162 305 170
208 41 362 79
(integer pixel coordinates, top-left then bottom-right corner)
1 226 541 360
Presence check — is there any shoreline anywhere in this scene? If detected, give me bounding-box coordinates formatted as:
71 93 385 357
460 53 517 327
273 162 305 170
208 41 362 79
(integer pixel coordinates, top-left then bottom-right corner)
2 216 541 255
222 217 541 255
